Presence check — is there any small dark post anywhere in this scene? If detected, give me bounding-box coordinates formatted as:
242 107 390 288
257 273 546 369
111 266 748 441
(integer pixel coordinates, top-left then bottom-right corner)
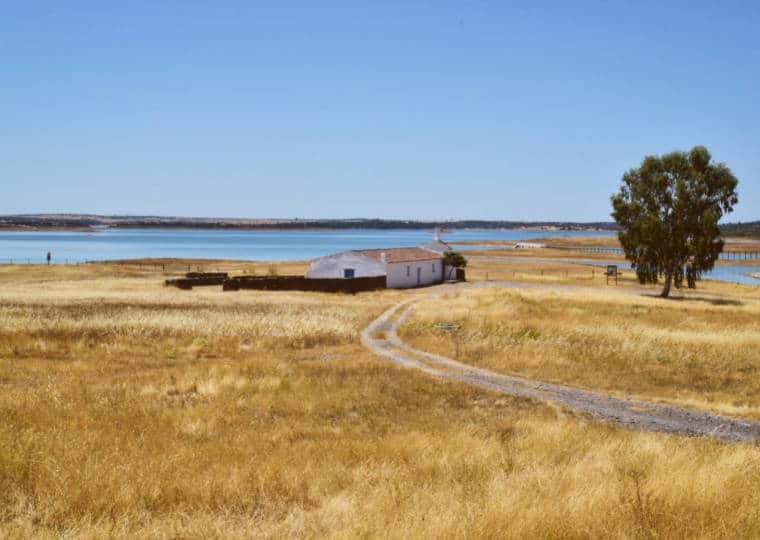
606 265 618 285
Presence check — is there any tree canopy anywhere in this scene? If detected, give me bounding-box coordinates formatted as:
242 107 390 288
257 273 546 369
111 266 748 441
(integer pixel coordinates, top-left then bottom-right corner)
443 251 467 281
443 251 467 268
611 146 738 298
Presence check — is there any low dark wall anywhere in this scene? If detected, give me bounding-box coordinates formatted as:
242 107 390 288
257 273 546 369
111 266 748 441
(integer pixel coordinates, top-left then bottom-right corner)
166 272 229 289
223 275 386 293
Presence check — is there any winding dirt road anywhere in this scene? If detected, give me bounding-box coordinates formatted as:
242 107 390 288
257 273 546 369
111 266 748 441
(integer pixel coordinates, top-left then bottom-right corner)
361 284 760 443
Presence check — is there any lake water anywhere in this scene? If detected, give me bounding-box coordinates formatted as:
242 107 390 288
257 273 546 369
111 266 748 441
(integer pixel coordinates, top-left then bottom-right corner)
0 228 756 285
0 228 614 263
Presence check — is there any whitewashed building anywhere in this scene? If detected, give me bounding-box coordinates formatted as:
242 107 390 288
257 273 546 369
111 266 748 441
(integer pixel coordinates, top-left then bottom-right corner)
306 234 457 289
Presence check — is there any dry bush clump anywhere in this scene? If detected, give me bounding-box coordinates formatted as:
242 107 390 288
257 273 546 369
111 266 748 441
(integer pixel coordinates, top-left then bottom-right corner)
2 262 760 538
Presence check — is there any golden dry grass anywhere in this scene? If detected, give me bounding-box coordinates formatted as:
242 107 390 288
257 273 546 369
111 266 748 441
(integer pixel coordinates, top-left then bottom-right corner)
2 262 760 538
465 259 629 285
464 258 760 296
401 286 760 418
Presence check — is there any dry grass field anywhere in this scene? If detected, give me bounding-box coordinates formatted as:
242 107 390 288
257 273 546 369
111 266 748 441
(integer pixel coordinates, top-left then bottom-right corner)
464 258 629 284
464 257 760 297
2 262 760 538
400 286 760 418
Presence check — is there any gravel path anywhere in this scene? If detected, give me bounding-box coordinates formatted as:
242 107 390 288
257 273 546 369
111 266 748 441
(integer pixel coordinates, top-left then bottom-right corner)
361 285 760 443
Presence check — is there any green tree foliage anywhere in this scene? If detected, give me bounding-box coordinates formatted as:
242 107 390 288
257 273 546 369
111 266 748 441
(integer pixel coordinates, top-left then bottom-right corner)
611 146 738 298
443 251 467 268
443 251 467 280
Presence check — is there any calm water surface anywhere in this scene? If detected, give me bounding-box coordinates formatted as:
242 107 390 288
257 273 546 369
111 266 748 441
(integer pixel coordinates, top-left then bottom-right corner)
0 228 613 263
1 228 756 284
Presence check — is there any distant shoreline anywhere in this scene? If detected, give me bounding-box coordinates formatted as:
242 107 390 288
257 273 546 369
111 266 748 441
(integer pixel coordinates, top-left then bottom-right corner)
0 226 614 233
0 215 618 233
2 215 757 237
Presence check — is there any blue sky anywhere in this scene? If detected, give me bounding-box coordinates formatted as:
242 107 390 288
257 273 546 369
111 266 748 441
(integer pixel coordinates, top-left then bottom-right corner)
2 2 758 222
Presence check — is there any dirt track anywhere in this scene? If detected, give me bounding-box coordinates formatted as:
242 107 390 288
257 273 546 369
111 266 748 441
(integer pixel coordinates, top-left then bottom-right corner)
361 284 760 443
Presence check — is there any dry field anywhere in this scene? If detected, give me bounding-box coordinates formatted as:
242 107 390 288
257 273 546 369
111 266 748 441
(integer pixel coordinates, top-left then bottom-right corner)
464 257 760 300
464 258 631 285
400 286 760 419
463 258 754 298
2 262 760 538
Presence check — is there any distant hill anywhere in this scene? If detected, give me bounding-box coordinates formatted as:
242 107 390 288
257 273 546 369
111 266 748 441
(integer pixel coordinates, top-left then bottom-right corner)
4 214 755 236
0 214 620 232
720 221 760 238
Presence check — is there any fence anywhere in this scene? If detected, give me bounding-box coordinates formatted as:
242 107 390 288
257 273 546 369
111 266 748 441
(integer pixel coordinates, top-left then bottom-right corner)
547 246 760 260
720 251 760 260
222 275 386 293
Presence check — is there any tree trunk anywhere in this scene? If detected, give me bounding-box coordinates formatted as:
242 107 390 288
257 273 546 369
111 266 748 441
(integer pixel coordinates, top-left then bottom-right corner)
660 270 673 298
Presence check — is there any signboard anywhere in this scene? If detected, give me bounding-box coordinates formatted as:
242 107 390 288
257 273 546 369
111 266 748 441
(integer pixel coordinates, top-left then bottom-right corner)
606 265 618 285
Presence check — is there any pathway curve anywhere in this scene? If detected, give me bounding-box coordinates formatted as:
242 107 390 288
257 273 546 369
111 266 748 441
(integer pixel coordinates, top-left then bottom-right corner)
361 284 760 443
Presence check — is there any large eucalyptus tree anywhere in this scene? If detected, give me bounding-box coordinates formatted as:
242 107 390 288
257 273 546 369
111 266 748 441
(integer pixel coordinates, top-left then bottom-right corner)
611 146 738 298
